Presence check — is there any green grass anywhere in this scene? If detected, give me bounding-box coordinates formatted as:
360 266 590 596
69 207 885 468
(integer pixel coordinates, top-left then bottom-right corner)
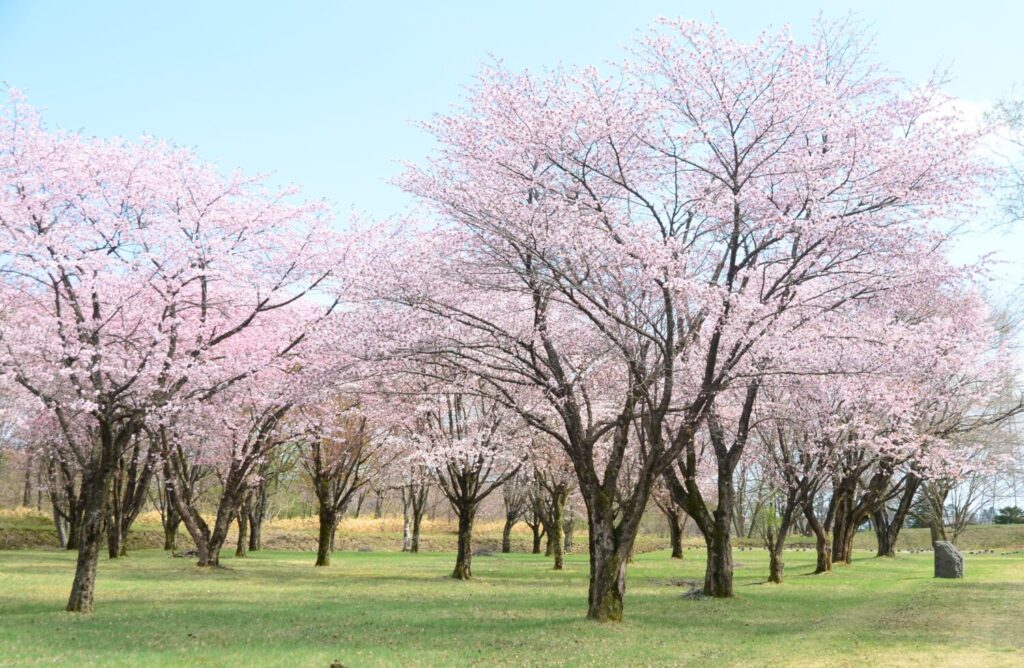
1 548 1022 667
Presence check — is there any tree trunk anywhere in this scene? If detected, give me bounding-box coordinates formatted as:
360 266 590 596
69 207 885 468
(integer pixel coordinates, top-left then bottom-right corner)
106 481 123 559
200 507 235 567
873 508 896 558
585 503 630 622
703 518 734 597
550 492 565 570
248 507 262 551
66 489 105 613
804 503 832 573
832 509 857 566
766 507 796 584
668 510 684 559
163 519 179 551
411 509 423 554
874 476 919 557
22 452 34 507
66 509 80 550
235 512 249 558
315 508 336 567
452 504 475 580
701 476 736 597
501 514 514 553
67 421 124 613
54 509 69 548
402 498 413 552
768 547 784 583
106 519 123 559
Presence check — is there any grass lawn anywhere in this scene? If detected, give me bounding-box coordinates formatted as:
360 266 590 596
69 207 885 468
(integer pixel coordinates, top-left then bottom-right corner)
0 547 1022 667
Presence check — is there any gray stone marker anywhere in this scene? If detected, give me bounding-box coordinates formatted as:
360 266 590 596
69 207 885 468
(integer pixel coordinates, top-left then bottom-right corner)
933 541 963 579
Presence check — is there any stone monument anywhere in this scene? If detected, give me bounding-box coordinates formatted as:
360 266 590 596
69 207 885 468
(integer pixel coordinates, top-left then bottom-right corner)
933 541 963 579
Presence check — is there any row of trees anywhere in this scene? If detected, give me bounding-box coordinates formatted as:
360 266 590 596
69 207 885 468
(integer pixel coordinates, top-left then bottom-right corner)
0 17 1021 621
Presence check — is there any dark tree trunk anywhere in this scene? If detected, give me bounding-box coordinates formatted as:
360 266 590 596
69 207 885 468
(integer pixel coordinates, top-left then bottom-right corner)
411 514 422 553
873 508 895 558
66 483 106 613
564 511 575 554
703 515 734 597
235 511 249 558
66 510 80 550
200 505 236 567
315 508 337 567
667 508 684 559
53 506 69 548
768 547 784 583
585 498 633 622
697 466 737 598
832 507 857 566
532 526 543 553
67 419 130 613
247 471 270 552
501 514 514 553
248 506 263 551
874 476 919 557
452 504 475 580
804 502 832 573
106 481 123 559
163 518 179 551
549 489 566 570
22 451 34 507
766 505 796 584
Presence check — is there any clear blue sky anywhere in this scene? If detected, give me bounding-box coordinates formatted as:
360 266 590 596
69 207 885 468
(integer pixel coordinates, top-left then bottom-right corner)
0 0 1021 286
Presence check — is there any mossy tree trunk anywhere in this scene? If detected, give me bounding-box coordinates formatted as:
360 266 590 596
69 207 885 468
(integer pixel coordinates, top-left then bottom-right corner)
452 502 475 580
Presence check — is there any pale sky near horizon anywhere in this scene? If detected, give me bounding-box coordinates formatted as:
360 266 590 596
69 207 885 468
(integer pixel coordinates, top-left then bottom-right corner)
1 0 1021 294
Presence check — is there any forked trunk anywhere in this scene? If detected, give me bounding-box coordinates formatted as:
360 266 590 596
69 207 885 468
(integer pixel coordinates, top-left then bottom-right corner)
804 504 832 573
531 524 543 554
766 505 796 584
831 513 857 565
873 508 896 558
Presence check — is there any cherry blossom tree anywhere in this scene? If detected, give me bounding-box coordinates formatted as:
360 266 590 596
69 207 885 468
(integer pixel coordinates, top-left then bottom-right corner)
345 16 989 619
0 93 336 610
293 398 389 567
402 380 525 580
